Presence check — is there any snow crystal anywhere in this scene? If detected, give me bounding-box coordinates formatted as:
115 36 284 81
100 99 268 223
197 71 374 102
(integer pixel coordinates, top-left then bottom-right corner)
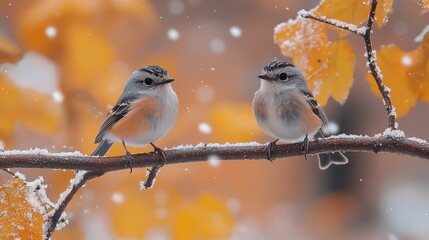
207 154 221 167
322 122 339 135
401 55 412 66
198 122 212 134
229 26 242 38
415 24 429 43
140 179 156 190
1 148 85 157
52 90 64 103
383 128 405 138
210 38 225 54
408 137 428 144
111 192 124 204
168 0 185 15
167 28 180 41
45 26 57 39
327 134 371 139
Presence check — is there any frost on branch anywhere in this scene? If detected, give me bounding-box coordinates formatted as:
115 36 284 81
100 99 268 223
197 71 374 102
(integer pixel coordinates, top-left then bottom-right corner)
0 173 53 239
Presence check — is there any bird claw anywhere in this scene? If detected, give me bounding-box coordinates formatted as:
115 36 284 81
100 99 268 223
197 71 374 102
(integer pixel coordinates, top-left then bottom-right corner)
150 143 167 166
267 139 279 162
301 134 309 160
124 151 135 173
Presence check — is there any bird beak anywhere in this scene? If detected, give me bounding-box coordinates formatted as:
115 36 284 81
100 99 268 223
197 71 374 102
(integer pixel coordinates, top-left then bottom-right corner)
258 74 272 81
157 78 175 85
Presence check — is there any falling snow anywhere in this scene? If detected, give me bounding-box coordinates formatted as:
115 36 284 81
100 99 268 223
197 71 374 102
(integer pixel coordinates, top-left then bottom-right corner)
167 28 180 41
45 26 57 39
198 122 212 134
229 26 242 38
111 192 124 204
208 154 221 167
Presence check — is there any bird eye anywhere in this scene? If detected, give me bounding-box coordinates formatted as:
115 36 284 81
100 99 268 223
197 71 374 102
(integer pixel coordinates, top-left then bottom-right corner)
143 78 153 86
279 72 288 81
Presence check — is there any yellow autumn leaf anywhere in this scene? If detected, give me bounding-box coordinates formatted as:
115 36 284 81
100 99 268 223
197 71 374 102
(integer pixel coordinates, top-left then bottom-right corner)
275 18 355 105
367 32 429 117
0 178 44 240
313 0 394 30
406 33 429 101
367 45 417 117
173 193 235 239
274 17 329 70
310 40 356 105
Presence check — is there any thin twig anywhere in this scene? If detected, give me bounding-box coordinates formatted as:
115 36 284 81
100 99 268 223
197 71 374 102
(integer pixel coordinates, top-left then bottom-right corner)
45 171 103 239
299 10 366 36
363 0 397 129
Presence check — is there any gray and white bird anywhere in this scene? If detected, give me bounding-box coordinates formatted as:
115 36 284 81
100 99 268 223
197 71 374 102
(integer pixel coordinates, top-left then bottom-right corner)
92 65 179 171
253 60 348 169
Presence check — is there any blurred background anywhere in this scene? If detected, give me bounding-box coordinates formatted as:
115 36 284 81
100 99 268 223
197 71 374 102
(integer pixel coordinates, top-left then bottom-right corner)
1 0 429 239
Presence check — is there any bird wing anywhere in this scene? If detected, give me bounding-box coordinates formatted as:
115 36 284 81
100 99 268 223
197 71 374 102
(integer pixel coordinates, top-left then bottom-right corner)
94 92 141 143
299 88 329 135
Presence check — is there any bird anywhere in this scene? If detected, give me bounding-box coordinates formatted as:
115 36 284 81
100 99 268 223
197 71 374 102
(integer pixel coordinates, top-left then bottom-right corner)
252 60 348 170
91 65 179 172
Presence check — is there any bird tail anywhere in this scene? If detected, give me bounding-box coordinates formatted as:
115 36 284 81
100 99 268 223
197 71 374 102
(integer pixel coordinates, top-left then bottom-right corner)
91 139 114 156
315 129 348 170
318 152 348 170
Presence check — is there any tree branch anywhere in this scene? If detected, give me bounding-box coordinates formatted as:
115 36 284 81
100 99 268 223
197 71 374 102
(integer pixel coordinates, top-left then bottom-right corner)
298 10 366 36
2 134 429 238
300 0 397 129
2 136 429 172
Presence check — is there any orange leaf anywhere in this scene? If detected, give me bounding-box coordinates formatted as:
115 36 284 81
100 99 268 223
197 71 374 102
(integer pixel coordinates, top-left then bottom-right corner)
309 40 356 105
367 45 417 117
367 33 429 117
274 17 329 66
275 18 355 105
0 178 44 239
313 0 394 30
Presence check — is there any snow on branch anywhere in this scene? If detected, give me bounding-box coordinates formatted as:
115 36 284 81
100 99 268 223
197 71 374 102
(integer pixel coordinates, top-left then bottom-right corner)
298 10 367 36
300 0 397 129
3 134 429 238
2 135 429 172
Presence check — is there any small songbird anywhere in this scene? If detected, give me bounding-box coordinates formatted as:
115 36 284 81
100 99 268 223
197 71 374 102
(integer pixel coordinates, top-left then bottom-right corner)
252 60 348 170
92 65 179 171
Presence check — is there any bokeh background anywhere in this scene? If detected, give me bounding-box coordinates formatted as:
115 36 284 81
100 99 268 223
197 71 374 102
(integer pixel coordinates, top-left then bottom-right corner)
1 0 429 239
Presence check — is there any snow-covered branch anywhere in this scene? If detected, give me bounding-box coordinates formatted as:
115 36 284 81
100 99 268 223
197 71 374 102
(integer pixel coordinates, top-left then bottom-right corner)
2 135 429 171
298 10 367 36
